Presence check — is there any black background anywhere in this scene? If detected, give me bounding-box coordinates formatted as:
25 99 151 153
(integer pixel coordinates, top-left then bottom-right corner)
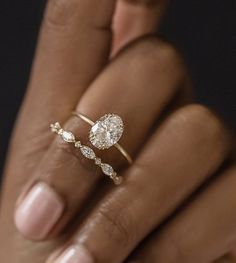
0 1 235 174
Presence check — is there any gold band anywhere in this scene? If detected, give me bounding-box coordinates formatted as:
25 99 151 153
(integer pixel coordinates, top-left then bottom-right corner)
50 122 123 185
72 112 133 164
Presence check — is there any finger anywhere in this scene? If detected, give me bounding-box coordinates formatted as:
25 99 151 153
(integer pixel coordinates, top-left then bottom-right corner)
14 38 189 241
112 0 168 54
2 0 117 192
134 165 236 263
1 0 116 257
22 0 117 123
213 254 236 263
230 249 236 258
47 104 231 263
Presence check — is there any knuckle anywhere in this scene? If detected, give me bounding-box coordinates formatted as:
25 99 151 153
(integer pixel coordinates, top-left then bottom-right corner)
54 137 99 174
125 37 186 84
44 0 77 28
44 0 112 31
134 37 183 68
97 203 137 247
185 103 217 121
185 104 225 137
173 104 231 150
55 138 82 163
56 137 74 156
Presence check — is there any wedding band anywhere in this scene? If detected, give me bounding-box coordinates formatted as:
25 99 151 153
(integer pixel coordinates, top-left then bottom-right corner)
72 112 133 164
50 122 123 185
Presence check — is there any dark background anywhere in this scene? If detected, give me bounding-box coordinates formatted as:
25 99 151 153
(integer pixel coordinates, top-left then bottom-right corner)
0 1 235 174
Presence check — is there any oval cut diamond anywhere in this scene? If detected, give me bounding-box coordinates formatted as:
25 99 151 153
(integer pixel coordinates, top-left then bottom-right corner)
62 131 75 143
89 114 124 149
80 146 96 159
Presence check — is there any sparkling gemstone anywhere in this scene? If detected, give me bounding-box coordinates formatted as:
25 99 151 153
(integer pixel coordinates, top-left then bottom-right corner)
50 122 61 133
62 131 75 143
75 141 82 148
95 157 102 166
80 146 96 159
101 163 114 176
89 114 124 150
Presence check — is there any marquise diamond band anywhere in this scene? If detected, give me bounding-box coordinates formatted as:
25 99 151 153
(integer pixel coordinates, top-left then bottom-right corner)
72 112 133 164
50 122 123 185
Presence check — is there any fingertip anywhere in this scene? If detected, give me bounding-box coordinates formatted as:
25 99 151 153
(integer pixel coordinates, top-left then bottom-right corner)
14 182 64 241
47 244 94 263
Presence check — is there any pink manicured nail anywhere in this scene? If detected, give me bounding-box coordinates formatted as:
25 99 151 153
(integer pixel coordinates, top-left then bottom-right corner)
54 245 94 263
14 182 64 240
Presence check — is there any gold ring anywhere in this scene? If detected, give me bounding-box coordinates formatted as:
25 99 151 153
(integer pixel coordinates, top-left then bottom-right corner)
72 112 133 164
50 122 123 185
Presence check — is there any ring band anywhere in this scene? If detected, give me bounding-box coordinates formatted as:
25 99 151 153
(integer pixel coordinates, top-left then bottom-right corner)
72 112 133 164
50 122 123 185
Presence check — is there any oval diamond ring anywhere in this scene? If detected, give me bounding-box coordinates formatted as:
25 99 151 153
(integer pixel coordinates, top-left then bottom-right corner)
72 112 133 164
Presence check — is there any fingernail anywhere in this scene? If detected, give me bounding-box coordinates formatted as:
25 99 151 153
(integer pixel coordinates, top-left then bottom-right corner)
14 182 64 240
54 245 94 263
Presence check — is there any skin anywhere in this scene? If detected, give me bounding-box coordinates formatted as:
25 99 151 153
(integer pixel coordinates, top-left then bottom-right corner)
0 0 236 262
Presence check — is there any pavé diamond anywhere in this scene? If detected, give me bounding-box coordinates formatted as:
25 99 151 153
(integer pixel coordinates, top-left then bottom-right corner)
80 146 96 159
89 114 124 150
50 122 61 133
95 157 102 166
101 163 114 176
62 131 75 143
75 141 82 148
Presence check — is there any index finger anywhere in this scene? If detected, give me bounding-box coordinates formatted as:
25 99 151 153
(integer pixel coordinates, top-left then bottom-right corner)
3 0 117 194
20 0 117 133
1 0 117 260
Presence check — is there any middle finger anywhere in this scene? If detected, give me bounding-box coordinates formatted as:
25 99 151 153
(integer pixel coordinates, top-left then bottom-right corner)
14 37 187 241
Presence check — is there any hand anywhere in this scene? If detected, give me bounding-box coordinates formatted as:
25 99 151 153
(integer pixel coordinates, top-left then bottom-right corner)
1 1 236 263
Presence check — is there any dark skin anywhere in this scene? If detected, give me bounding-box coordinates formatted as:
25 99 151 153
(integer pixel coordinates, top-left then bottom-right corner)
0 0 236 262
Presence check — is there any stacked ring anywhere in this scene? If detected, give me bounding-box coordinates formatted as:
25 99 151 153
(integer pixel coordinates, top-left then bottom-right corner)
50 122 123 185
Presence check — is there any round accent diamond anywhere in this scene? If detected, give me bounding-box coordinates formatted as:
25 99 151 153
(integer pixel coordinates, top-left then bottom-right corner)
50 122 61 133
95 157 102 166
89 114 124 150
80 146 96 159
75 141 82 148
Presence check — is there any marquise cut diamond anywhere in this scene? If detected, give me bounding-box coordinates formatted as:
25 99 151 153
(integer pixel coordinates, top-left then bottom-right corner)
62 131 75 143
101 163 114 176
89 114 124 150
80 146 96 159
